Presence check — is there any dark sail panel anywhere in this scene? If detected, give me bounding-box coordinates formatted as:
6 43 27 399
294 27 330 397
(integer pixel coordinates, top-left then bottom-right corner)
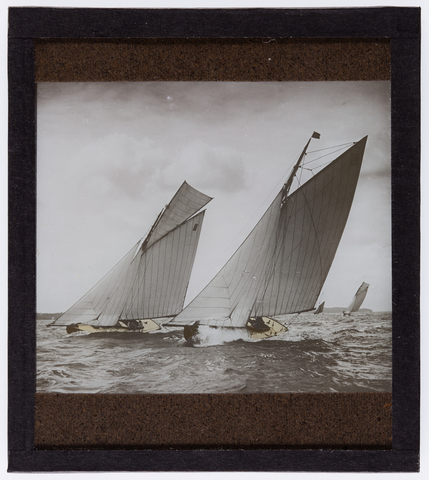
314 301 325 314
255 137 367 316
146 181 212 248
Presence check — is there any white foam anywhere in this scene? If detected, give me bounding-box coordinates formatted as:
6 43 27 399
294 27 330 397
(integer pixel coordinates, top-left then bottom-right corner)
193 325 250 346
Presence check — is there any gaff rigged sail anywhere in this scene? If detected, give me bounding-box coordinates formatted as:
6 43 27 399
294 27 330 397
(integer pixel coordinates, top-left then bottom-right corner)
343 282 370 315
172 136 367 329
52 181 212 327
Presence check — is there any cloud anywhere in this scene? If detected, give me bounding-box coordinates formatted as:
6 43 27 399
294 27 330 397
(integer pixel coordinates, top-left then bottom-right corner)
74 133 169 200
37 81 392 312
161 140 247 194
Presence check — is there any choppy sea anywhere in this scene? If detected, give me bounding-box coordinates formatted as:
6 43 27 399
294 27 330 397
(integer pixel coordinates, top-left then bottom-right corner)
36 311 392 394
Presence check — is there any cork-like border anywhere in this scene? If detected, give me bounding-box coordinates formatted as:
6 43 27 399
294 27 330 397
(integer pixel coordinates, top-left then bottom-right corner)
8 7 420 472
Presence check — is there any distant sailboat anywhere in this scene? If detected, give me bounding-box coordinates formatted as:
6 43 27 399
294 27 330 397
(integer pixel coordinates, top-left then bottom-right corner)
169 133 368 340
314 301 325 314
343 282 370 316
50 181 212 334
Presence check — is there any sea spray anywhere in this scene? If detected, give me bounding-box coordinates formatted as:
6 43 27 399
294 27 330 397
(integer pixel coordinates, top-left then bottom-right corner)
191 325 250 347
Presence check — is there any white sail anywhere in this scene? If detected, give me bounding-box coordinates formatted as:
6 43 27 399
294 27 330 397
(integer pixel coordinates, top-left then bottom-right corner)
173 136 367 329
145 181 213 249
171 192 283 327
343 282 370 314
53 182 211 327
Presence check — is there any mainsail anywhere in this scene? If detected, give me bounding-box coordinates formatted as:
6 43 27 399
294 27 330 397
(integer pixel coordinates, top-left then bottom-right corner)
314 301 325 314
52 181 212 329
343 282 370 315
172 135 367 330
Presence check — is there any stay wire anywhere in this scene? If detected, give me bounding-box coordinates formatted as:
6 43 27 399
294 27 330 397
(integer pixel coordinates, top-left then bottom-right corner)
285 313 301 328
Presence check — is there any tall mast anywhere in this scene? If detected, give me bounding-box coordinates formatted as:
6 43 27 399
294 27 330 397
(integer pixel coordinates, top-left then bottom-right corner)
281 131 320 202
140 206 166 253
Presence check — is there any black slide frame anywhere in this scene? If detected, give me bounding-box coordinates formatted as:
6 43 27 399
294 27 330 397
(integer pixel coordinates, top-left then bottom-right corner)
8 7 420 472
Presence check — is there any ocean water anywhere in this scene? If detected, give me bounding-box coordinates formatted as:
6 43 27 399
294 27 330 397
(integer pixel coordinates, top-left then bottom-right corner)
36 311 392 394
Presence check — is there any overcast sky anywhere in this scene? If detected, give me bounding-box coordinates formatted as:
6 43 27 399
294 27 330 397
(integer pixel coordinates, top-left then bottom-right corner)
37 81 391 313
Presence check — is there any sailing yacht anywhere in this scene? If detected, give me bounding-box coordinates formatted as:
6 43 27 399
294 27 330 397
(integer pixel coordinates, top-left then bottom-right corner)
50 181 212 334
343 282 370 315
314 302 325 314
169 133 368 340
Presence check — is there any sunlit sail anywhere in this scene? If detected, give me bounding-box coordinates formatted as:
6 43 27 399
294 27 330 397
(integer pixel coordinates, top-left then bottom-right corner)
50 181 212 334
170 133 368 340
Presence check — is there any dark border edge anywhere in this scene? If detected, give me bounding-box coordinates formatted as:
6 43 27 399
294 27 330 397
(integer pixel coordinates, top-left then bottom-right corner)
7 6 421 473
8 449 420 473
8 6 421 39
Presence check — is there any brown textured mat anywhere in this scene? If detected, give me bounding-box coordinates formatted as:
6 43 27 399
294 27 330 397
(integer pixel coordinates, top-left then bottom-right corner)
35 38 390 82
35 393 392 449
34 38 391 450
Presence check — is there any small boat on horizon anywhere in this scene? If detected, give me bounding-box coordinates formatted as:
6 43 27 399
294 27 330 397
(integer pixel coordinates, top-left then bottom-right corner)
342 282 370 316
314 301 325 315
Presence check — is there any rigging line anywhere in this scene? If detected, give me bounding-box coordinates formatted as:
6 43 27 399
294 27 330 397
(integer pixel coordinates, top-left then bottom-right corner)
303 146 352 165
207 145 302 278
306 142 354 154
247 155 299 223
201 163 298 281
298 158 305 184
284 313 301 328
300 158 335 176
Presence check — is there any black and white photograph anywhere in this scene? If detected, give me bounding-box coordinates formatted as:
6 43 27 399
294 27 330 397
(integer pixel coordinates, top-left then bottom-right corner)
36 80 392 395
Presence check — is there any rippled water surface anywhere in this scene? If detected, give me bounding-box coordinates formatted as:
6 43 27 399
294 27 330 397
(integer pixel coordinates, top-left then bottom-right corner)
37 312 392 393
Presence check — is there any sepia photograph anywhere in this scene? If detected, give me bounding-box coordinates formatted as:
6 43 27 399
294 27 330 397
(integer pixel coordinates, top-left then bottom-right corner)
36 80 392 395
